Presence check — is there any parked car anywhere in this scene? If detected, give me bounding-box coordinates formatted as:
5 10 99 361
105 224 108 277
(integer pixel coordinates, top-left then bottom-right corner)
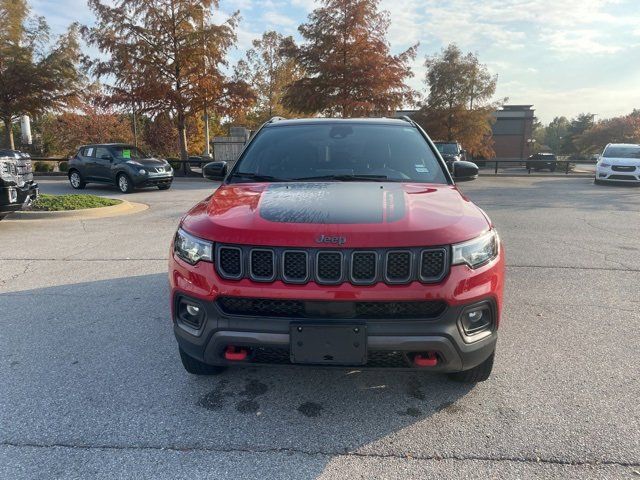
68 144 173 193
170 117 504 382
433 141 468 170
595 143 640 184
526 153 558 171
0 149 38 220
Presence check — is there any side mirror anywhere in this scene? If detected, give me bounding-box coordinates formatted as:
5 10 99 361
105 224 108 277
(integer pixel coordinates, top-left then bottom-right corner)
453 161 479 182
203 161 227 181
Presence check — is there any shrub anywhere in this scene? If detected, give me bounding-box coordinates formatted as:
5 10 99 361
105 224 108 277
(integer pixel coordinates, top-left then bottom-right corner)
168 160 182 171
33 161 54 173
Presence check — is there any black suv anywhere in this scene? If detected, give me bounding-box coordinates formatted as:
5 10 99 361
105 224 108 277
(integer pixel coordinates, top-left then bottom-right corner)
68 144 174 193
0 149 38 220
526 153 558 172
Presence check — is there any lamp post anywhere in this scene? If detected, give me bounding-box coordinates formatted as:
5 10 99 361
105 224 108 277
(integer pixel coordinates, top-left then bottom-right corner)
201 6 211 159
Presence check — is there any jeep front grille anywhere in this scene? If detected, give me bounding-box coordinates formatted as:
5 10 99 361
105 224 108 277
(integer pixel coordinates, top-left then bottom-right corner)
217 296 446 319
316 251 342 283
214 245 449 285
249 249 275 281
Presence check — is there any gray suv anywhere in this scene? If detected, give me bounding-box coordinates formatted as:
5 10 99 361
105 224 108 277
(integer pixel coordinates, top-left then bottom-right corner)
68 144 173 193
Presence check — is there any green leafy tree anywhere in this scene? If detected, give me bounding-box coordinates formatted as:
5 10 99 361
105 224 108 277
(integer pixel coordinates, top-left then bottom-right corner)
281 0 417 117
234 31 302 126
0 0 83 149
562 113 595 156
543 116 570 154
414 44 502 158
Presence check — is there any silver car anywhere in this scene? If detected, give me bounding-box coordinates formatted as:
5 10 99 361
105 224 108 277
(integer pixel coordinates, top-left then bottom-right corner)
595 143 640 184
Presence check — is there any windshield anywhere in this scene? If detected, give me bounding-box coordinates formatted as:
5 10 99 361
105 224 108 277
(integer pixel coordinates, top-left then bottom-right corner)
435 143 459 155
603 145 640 158
110 146 148 159
229 124 448 184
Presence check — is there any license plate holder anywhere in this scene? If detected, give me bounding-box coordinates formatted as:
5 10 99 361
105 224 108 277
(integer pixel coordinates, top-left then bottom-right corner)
290 324 367 365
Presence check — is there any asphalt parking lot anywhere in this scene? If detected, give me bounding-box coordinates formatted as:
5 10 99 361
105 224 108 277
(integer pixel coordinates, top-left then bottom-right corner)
1 176 639 479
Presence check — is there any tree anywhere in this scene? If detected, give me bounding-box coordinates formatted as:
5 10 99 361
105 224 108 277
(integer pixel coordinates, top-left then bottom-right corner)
84 0 253 160
0 0 83 149
414 45 501 158
39 96 135 156
576 110 640 154
543 116 570 154
281 0 417 117
234 31 302 126
562 113 595 156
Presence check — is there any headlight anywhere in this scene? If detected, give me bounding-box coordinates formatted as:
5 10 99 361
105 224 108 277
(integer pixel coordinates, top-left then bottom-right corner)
174 228 213 264
452 230 499 268
599 162 611 168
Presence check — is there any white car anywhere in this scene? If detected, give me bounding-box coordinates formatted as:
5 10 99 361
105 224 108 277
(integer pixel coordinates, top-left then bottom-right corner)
595 143 640 184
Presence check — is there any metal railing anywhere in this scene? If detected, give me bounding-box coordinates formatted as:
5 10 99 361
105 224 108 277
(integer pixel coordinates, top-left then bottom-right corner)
478 157 598 175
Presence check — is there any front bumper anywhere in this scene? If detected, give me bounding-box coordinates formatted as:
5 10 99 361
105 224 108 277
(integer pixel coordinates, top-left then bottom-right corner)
132 170 173 187
170 252 504 372
596 166 640 182
0 182 39 213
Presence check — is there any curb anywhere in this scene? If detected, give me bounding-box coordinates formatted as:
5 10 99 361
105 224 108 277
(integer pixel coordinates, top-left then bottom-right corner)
6 200 148 221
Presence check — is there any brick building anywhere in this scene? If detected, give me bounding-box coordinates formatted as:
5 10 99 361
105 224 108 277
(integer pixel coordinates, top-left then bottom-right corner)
395 104 536 160
491 105 535 160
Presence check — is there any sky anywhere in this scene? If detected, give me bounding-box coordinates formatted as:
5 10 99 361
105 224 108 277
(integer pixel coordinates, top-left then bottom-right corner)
30 0 640 124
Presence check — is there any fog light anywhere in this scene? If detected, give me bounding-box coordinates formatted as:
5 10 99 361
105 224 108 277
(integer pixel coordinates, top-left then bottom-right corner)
460 304 492 335
177 299 205 329
8 188 17 203
139 169 147 175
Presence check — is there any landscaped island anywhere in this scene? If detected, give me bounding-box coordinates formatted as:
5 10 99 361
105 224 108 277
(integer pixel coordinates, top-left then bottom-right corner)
31 194 122 211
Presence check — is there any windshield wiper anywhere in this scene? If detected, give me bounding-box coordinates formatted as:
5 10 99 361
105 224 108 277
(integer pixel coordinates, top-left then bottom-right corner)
291 174 389 182
230 172 284 182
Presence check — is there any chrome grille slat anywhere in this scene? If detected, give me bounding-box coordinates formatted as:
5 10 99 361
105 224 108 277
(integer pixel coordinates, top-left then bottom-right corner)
214 245 448 285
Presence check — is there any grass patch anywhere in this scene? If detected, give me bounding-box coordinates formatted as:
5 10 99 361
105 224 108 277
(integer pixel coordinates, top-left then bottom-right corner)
31 194 122 211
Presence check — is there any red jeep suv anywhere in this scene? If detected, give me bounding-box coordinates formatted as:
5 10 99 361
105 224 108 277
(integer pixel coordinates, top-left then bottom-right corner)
169 117 504 382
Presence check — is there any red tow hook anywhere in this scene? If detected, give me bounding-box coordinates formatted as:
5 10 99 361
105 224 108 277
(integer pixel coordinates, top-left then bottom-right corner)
413 352 438 367
224 346 248 361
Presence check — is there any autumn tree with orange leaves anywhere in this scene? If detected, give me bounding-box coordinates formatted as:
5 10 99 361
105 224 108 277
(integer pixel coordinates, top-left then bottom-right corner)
83 0 254 160
282 0 417 117
414 45 502 158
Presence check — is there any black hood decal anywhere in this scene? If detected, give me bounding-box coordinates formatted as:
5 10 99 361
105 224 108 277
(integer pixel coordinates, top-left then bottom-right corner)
259 182 405 224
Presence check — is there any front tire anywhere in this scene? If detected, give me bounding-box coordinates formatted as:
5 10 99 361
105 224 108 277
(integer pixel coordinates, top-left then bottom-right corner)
69 170 86 190
448 352 494 383
117 173 134 194
179 348 226 375
594 178 605 185
158 184 171 190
